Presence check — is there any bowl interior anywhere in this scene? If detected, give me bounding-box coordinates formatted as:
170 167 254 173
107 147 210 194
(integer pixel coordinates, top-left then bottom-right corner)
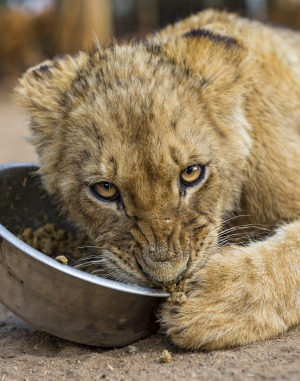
0 163 77 235
0 163 169 297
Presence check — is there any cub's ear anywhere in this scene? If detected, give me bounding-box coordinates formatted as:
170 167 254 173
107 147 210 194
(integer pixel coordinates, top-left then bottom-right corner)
14 52 88 140
160 28 251 111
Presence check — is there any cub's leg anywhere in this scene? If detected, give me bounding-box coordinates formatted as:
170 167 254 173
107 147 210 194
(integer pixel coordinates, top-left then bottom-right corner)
161 220 300 350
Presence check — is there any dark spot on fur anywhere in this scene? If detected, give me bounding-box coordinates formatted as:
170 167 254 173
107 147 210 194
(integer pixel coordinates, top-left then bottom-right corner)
108 156 115 164
145 43 162 56
90 122 104 146
32 65 53 80
189 279 199 287
39 64 51 72
81 149 91 160
32 70 41 79
184 28 238 47
108 156 118 176
144 161 159 182
96 70 104 84
200 77 209 88
57 93 67 108
170 307 180 315
72 68 91 96
170 146 180 166
171 120 177 130
172 327 187 336
192 224 207 235
181 64 193 78
179 187 187 198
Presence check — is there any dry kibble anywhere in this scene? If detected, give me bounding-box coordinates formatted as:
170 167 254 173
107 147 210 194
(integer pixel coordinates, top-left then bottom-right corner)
18 223 89 264
55 255 68 264
159 349 172 363
163 280 187 294
22 227 33 239
168 291 187 305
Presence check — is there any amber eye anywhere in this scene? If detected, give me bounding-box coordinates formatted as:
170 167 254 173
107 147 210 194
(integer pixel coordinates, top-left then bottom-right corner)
90 182 120 202
180 164 205 186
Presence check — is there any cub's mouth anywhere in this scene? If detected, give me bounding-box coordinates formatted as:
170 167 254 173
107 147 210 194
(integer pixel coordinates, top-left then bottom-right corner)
78 214 219 288
76 242 192 288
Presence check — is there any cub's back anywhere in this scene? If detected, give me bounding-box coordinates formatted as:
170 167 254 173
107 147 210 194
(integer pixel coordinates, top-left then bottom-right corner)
154 9 300 134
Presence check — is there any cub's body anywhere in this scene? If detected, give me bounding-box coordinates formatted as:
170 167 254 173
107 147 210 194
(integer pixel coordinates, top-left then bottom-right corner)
157 9 300 227
16 10 300 349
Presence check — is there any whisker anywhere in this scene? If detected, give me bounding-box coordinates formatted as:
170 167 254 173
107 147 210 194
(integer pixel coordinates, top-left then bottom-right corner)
206 212 271 237
76 245 103 250
205 216 251 236
74 259 107 269
72 255 101 265
219 224 272 237
221 214 251 225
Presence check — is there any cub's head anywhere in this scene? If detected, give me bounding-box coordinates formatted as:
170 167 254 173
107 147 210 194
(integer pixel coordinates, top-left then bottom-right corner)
15 30 252 287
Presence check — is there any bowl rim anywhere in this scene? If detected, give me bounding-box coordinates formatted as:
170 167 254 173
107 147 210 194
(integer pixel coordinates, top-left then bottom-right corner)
0 162 169 298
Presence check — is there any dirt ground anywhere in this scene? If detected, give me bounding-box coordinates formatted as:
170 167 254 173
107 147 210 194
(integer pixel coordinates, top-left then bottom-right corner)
1 98 300 381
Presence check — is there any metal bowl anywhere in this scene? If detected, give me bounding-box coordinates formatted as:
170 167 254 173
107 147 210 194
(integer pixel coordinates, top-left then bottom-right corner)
0 163 169 347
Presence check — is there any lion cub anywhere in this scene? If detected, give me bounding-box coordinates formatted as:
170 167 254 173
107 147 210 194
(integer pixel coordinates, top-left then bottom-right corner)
15 9 300 350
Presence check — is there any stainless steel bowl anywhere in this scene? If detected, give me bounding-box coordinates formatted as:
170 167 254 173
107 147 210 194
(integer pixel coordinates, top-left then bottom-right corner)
0 163 169 347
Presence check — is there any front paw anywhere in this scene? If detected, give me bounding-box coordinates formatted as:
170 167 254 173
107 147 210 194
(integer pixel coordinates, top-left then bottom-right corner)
160 248 288 350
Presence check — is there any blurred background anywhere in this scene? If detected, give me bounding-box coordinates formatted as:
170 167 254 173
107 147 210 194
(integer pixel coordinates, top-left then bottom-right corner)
0 0 299 163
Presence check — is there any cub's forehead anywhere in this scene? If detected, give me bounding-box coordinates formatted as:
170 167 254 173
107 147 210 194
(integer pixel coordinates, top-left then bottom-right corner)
65 43 210 145
69 76 196 143
65 44 217 178
72 44 179 89
68 43 200 112
67 75 210 165
72 106 214 187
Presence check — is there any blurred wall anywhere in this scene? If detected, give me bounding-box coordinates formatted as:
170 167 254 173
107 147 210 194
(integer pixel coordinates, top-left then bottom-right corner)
0 0 299 82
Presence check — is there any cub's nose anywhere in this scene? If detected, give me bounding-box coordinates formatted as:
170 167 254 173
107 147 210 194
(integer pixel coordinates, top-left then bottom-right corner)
147 244 175 262
142 264 187 286
136 244 189 285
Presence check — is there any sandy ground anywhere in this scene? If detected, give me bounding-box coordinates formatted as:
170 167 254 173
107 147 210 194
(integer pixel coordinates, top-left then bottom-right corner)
1 98 300 380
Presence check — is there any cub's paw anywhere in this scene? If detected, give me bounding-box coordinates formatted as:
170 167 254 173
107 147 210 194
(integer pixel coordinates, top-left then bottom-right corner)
160 248 288 350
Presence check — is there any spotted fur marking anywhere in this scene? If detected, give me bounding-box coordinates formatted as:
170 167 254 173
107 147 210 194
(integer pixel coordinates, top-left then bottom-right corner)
184 28 237 47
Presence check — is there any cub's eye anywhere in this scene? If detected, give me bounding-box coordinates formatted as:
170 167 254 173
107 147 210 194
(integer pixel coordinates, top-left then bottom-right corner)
180 164 205 186
90 182 120 202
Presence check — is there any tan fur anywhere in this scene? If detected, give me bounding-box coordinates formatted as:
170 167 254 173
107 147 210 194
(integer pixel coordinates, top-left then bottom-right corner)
15 9 300 350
